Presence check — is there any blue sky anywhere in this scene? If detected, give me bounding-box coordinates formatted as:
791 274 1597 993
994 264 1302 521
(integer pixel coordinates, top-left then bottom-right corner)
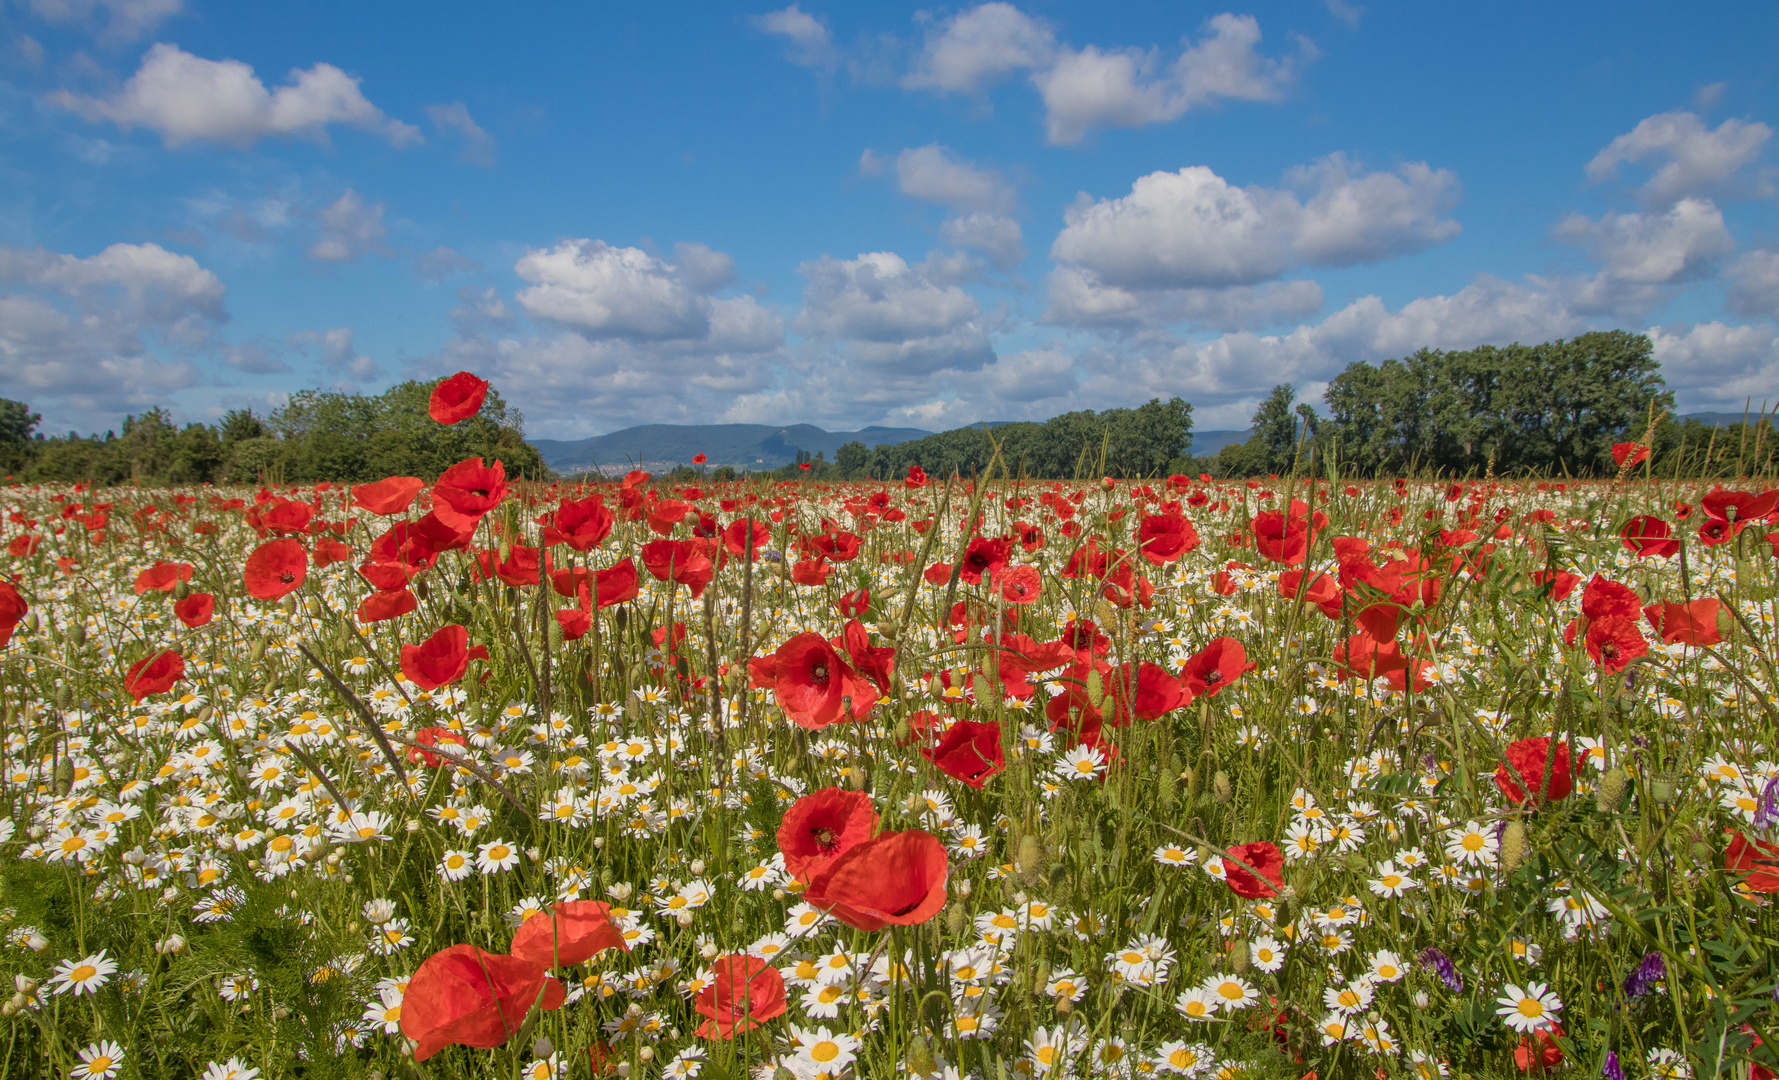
2 0 1776 440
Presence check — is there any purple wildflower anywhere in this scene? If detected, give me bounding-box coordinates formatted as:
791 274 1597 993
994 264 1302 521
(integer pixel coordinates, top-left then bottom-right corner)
1417 946 1463 992
1623 951 1666 999
1753 775 1779 831
1602 1050 1624 1080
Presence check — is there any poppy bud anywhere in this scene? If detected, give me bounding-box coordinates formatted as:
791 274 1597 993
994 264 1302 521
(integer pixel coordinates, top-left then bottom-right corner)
1094 598 1118 625
1596 767 1630 813
548 620 564 651
1182 767 1198 798
174 580 190 601
1085 669 1104 708
946 904 967 938
1651 776 1676 804
279 596 296 615
250 638 266 662
1500 820 1527 873
53 758 73 795
22 611 38 632
1688 839 1714 866
70 622 86 646
907 1034 939 1077
1017 833 1043 876
1158 768 1176 812
1212 770 1233 805
1229 939 1250 972
416 578 431 601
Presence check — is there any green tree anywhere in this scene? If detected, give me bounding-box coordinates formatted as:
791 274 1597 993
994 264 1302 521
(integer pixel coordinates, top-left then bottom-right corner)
835 440 869 479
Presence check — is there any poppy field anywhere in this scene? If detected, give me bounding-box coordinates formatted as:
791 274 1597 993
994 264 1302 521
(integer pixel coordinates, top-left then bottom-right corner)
1 377 1778 1080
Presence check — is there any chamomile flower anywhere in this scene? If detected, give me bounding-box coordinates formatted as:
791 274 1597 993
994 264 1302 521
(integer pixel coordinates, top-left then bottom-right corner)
50 950 117 996
1495 981 1562 1033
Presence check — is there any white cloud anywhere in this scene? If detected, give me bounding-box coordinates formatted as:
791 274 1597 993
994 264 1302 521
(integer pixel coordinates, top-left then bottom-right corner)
1725 249 1779 318
1553 197 1734 285
794 250 995 373
1046 156 1458 313
892 144 1016 214
413 246 479 282
426 102 495 166
1035 14 1311 145
516 240 714 340
0 240 224 430
1586 110 1772 206
1044 267 1323 331
752 5 838 70
1324 0 1364 28
307 190 388 263
1649 321 1779 409
293 326 379 381
902 2 1055 95
27 0 182 45
939 213 1027 270
222 339 287 374
48 43 422 148
671 241 737 293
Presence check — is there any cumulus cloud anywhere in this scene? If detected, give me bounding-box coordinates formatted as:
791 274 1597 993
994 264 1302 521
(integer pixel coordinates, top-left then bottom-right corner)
26 0 182 45
413 246 479 283
671 241 737 293
939 213 1026 270
516 239 748 341
0 240 224 430
752 5 838 70
1045 156 1458 326
891 144 1016 214
1553 197 1735 286
1725 249 1779 318
291 326 379 382
307 190 388 263
426 102 495 166
48 43 422 148
1649 321 1779 409
902 2 1056 95
794 250 995 373
1586 110 1772 206
222 339 287 374
1045 268 1323 331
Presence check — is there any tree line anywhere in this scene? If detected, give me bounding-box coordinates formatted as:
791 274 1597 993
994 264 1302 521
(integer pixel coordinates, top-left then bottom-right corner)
0 380 547 486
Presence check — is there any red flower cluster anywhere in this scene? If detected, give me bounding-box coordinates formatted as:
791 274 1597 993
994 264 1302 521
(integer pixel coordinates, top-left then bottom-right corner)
778 789 948 932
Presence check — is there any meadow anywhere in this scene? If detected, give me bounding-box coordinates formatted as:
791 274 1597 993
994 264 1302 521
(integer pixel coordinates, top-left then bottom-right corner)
0 379 1776 1080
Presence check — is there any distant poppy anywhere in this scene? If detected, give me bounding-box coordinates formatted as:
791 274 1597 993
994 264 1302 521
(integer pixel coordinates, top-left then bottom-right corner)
835 588 870 618
776 787 879 883
400 944 563 1062
691 453 708 465
173 592 215 628
1108 662 1189 722
1726 831 1779 893
694 955 786 1040
1250 510 1310 566
1495 737 1574 805
802 829 949 931
789 557 830 586
957 537 1012 584
357 588 418 623
430 458 509 531
1611 442 1649 468
771 631 878 729
1513 1022 1566 1073
407 726 470 768
905 465 927 489
922 718 1005 788
133 560 193 594
1180 636 1255 698
540 496 614 551
353 476 426 516
510 901 629 967
401 624 471 690
1223 841 1285 899
428 371 490 425
639 538 714 599
259 499 313 536
6 534 39 557
124 649 185 700
243 538 307 601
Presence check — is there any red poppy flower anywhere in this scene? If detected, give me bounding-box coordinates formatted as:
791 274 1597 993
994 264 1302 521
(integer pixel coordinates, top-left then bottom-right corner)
353 476 426 516
840 619 895 693
400 944 563 1062
174 592 215 628
428 371 490 425
1584 614 1648 672
905 465 928 488
1726 831 1779 893
957 536 1012 584
260 499 313 536
1611 442 1649 468
431 458 509 531
922 718 1005 788
1514 1022 1565 1073
1530 569 1580 601
358 588 418 623
1619 515 1680 558
692 452 708 465
1333 632 1409 682
1223 841 1285 899
694 955 786 1040
1250 510 1310 566
407 725 470 767
401 624 471 690
555 608 592 640
1579 575 1640 621
1107 661 1189 722
639 538 715 599
1278 569 1341 613
541 496 615 551
596 557 639 608
133 560 193 594
777 787 879 883
243 538 307 600
923 562 951 584
1494 737 1574 805
1701 486 1779 524
313 538 354 568
1180 637 1255 698
124 649 185 700
1137 512 1200 564
7 534 39 557
510 901 630 967
479 545 539 587
995 564 1042 605
836 588 870 618
723 519 771 558
0 580 28 647
802 829 949 931
790 557 830 586
1644 598 1723 646
771 632 878 729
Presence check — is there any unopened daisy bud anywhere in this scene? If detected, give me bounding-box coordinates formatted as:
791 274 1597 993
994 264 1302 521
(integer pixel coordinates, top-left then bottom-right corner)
689 859 706 875
156 934 187 955
1212 770 1233 805
676 911 694 928
700 942 719 960
638 1047 654 1063
956 880 971 898
1596 767 1630 813
13 976 35 993
1055 996 1073 1015
1500 821 1527 874
1412 990 1430 1009
906 1033 940 1077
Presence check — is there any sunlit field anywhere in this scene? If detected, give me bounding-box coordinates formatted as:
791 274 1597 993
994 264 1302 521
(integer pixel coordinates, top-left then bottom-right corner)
2 390 1777 1080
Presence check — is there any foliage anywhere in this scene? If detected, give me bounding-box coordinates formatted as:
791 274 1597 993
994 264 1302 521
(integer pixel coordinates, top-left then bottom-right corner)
864 397 1194 480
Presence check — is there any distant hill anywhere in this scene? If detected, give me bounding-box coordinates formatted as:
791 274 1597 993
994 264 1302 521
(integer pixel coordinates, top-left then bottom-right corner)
1680 410 1776 427
532 423 933 475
